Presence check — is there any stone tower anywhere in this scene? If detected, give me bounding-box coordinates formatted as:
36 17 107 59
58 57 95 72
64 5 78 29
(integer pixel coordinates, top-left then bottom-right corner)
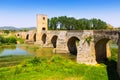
37 14 48 33
35 14 48 44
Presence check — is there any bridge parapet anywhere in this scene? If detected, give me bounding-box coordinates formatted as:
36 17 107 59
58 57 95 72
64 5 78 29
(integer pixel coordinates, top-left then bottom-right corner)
93 30 119 43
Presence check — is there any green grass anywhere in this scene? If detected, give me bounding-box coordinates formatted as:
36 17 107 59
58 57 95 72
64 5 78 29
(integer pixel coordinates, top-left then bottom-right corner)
0 43 119 80
0 55 34 67
0 55 108 80
110 47 118 61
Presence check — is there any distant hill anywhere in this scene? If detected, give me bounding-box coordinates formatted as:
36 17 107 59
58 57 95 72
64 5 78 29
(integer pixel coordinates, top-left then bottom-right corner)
26 27 36 30
0 26 36 30
0 26 19 30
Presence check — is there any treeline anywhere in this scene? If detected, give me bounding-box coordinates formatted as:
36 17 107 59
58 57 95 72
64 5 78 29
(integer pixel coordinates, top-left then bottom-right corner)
48 16 108 30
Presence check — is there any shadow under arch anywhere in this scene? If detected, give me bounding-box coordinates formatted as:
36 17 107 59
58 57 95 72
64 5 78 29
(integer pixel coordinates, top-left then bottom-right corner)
42 34 47 44
17 34 20 36
33 33 36 42
26 34 29 40
95 38 110 63
67 36 80 56
51 35 58 48
95 38 120 80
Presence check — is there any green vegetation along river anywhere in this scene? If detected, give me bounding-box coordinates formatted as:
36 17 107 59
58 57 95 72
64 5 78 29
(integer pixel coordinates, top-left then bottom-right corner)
0 44 119 80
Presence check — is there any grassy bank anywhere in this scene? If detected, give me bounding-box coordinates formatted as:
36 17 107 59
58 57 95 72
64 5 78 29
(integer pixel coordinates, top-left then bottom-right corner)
0 55 34 67
0 43 119 80
0 55 108 80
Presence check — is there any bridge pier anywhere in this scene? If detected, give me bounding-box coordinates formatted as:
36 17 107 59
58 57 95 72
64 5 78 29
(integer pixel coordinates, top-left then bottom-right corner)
77 40 97 64
55 31 68 53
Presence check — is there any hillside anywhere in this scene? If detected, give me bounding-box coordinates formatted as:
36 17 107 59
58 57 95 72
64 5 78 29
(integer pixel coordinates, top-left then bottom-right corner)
0 26 36 30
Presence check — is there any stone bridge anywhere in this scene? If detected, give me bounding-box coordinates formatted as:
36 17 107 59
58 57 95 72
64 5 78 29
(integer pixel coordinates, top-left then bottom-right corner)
16 14 120 77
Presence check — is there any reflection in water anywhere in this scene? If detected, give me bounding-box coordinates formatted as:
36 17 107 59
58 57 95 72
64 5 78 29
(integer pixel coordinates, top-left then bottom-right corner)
0 45 31 56
19 45 76 61
0 45 76 61
0 48 4 54
0 45 16 54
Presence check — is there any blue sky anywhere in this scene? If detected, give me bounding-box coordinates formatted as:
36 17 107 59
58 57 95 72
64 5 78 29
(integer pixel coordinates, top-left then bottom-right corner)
0 0 120 28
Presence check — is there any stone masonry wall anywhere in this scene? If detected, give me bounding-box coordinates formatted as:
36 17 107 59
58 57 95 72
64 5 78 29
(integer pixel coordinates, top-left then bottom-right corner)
17 30 120 77
77 30 97 64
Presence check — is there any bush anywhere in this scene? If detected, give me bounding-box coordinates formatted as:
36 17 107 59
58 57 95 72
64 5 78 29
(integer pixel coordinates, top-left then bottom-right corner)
28 57 41 65
0 35 17 44
8 37 17 44
16 38 24 44
0 35 5 43
50 55 64 63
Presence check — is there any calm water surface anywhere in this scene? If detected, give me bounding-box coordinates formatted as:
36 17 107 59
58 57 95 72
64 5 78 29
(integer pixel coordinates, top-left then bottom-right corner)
0 45 32 56
0 45 76 61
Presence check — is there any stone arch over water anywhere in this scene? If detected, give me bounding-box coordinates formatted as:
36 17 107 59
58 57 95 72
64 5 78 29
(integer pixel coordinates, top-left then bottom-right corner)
67 36 80 55
26 34 29 40
42 34 47 44
34 33 36 42
51 35 58 48
95 38 118 63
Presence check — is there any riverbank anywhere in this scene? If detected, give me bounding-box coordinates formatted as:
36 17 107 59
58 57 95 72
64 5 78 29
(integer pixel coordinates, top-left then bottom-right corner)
0 55 108 80
0 54 119 80
0 43 119 80
0 55 34 67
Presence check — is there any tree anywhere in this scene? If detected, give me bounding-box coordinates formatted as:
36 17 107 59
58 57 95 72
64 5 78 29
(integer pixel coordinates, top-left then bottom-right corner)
3 30 9 34
23 28 28 32
49 17 58 30
58 16 67 30
48 16 107 30
90 18 107 30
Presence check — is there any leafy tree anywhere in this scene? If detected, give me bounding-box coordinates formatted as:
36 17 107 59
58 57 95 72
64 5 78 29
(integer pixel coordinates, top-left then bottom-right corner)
58 16 67 29
49 17 58 30
90 18 107 30
48 16 107 30
3 30 10 34
0 35 17 44
23 28 28 32
8 37 17 44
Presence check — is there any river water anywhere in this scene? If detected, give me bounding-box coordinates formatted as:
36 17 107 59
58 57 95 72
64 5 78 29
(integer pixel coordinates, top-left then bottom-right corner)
0 45 76 61
0 45 31 56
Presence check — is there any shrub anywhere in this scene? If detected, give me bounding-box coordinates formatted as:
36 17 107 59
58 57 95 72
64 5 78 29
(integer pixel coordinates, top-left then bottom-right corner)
29 57 41 65
0 35 5 43
14 66 22 74
0 35 17 44
50 55 64 63
17 38 24 44
8 36 17 44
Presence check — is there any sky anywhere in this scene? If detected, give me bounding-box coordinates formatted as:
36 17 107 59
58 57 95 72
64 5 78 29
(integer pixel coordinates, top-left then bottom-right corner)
0 0 120 28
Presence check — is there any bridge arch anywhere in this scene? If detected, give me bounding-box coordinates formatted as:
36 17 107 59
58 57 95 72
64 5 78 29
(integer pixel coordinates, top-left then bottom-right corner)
67 36 80 55
51 35 58 48
16 33 21 38
26 34 29 40
33 33 36 42
95 38 118 63
17 34 20 36
42 34 47 44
